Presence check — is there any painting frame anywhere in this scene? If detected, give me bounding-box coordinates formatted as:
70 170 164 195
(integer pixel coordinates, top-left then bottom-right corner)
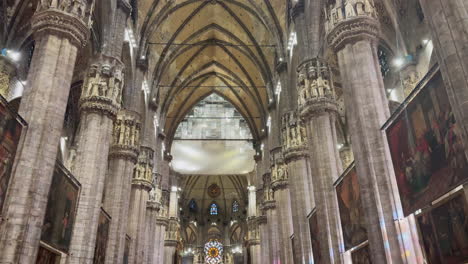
36 243 61 264
40 161 81 253
93 208 111 264
0 94 27 215
334 163 368 251
384 65 468 216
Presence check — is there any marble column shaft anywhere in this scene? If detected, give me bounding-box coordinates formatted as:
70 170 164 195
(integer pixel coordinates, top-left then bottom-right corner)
0 4 91 262
327 5 403 262
258 216 269 263
264 201 281 263
419 0 468 157
144 201 160 263
104 110 141 264
298 59 343 263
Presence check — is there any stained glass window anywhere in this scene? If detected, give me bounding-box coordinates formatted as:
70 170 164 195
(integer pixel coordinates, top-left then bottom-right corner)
204 240 223 264
210 203 218 215
378 46 390 78
232 200 239 213
189 199 197 212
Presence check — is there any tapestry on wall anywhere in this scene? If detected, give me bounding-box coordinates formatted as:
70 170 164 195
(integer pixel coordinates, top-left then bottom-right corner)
351 244 372 264
336 166 367 250
431 192 468 263
386 68 468 216
36 246 59 264
417 210 442 264
41 162 80 253
0 95 25 213
308 211 322 263
93 208 111 264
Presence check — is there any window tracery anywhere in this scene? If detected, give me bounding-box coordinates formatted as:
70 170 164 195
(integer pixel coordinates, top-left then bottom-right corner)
209 202 218 215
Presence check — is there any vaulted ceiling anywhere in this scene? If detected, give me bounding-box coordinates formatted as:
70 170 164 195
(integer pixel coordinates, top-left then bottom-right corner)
137 0 288 144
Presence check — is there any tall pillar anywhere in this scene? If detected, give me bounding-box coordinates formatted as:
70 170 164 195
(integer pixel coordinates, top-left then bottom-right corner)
298 58 343 263
419 0 468 155
0 1 93 262
325 1 403 262
271 158 294 264
281 111 314 263
145 199 161 263
156 190 170 263
247 217 261 264
104 110 141 264
164 218 179 264
68 56 124 263
261 173 280 263
127 146 154 264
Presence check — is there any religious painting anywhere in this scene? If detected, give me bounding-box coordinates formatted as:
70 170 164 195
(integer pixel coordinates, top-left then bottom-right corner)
36 246 59 264
0 96 25 213
41 163 80 253
351 244 372 264
336 166 367 250
123 235 130 264
416 211 442 264
386 69 468 216
309 211 322 263
430 193 468 263
93 209 111 264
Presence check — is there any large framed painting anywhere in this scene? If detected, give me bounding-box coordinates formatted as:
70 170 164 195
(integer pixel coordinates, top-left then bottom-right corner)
351 244 372 264
431 192 468 263
93 208 111 264
36 245 59 264
335 165 367 250
0 95 26 213
308 211 322 263
41 162 80 253
416 211 442 264
385 66 468 215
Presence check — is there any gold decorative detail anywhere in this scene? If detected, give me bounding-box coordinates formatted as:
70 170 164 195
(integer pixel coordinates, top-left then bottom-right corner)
298 58 338 118
80 57 123 118
37 0 95 26
281 111 308 161
109 109 141 161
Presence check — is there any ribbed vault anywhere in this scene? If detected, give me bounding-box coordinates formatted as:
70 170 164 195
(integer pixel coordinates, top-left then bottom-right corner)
137 0 287 147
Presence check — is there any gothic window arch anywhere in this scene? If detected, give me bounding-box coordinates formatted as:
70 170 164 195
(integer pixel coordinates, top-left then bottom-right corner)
232 200 239 213
209 202 218 215
189 199 197 213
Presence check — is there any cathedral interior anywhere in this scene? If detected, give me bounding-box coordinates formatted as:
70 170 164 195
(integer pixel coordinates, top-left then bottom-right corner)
0 0 467 263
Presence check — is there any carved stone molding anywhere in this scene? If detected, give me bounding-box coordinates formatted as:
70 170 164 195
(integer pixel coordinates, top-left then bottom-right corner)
271 162 289 191
32 0 93 47
80 56 124 118
297 58 338 119
325 0 381 52
132 146 154 188
261 200 276 211
156 216 169 227
109 109 141 162
147 200 161 211
281 111 308 162
165 218 180 241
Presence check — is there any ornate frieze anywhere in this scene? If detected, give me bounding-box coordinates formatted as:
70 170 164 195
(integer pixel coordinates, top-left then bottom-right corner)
147 200 161 212
281 111 308 161
325 0 380 51
132 146 154 189
246 217 261 246
32 0 95 47
109 109 141 162
165 218 180 243
271 161 288 191
79 57 124 118
297 58 338 119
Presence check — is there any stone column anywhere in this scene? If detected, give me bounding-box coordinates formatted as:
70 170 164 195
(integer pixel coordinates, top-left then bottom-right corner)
298 58 343 263
419 0 468 155
0 1 93 262
325 1 403 262
247 217 261 264
103 110 141 264
68 55 123 263
271 160 294 264
281 111 314 263
127 146 154 264
155 215 169 263
260 173 281 263
144 200 161 263
164 218 179 264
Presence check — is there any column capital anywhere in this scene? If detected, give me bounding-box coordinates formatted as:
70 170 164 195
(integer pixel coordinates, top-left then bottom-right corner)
281 111 308 162
271 161 289 191
325 1 380 51
156 216 169 227
79 56 124 118
109 109 141 162
261 200 276 211
297 58 338 119
147 200 161 211
32 0 94 47
132 146 155 188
